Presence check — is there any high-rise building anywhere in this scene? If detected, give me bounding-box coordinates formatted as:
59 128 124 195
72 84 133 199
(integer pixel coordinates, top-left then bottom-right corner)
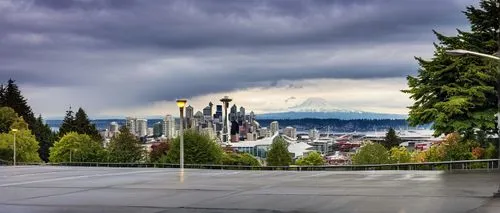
229 104 237 121
153 122 163 137
126 117 137 135
239 106 246 117
309 129 319 140
283 126 296 139
136 119 148 137
215 105 223 119
147 127 154 136
186 105 194 119
163 115 176 139
203 106 211 117
270 121 279 135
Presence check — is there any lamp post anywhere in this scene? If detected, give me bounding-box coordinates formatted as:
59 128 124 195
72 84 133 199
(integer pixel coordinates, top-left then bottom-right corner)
176 99 187 177
11 129 18 166
446 49 500 167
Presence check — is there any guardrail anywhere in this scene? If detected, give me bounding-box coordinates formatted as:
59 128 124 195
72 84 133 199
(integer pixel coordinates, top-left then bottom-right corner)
3 159 499 171
4 159 497 172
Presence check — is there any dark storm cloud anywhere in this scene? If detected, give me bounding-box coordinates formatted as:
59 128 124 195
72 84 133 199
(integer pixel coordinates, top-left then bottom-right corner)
0 0 471 115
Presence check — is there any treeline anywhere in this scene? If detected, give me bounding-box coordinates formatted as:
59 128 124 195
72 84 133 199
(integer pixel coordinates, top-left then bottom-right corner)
257 119 414 132
0 79 266 166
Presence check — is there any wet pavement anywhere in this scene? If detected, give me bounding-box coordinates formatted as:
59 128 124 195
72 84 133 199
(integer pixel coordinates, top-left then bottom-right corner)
0 166 499 213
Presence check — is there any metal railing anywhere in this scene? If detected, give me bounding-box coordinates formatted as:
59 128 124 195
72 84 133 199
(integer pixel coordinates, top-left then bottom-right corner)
3 159 496 172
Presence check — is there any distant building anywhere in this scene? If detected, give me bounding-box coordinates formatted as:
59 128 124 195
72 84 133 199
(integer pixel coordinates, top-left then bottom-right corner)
186 105 194 119
270 121 279 135
229 104 237 121
126 117 137 135
109 122 119 133
201 126 215 140
163 115 175 139
239 106 246 118
246 132 257 141
309 129 319 140
147 127 154 136
136 119 148 137
283 126 296 139
259 127 269 138
153 122 163 137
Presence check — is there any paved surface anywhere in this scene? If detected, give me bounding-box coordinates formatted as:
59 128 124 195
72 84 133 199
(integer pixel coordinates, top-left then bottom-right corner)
0 166 499 213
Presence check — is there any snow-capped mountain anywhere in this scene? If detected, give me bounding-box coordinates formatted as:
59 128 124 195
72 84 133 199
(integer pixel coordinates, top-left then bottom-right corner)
288 97 361 113
258 97 407 120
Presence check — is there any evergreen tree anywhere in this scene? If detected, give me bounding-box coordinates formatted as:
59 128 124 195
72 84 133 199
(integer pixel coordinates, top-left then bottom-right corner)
58 107 76 138
0 84 5 106
34 115 56 162
0 79 36 132
266 136 292 166
108 126 143 163
74 108 101 141
382 128 401 149
0 80 56 161
403 0 499 138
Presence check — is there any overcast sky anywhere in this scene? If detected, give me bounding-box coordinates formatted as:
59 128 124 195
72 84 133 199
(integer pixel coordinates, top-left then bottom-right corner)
0 0 473 118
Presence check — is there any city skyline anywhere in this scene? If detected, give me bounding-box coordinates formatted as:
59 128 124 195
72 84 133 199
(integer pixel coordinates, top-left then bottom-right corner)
1 0 473 118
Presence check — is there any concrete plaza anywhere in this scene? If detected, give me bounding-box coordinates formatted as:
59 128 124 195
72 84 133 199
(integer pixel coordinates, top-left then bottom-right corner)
0 166 499 213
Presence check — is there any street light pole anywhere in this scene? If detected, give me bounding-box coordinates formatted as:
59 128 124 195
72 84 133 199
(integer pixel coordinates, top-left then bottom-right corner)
176 99 187 180
12 129 18 166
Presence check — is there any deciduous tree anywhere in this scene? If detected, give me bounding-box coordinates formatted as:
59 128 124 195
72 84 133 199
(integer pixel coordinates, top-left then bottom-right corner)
296 151 325 166
0 129 41 162
49 132 105 163
164 129 223 164
352 142 390 165
266 136 292 166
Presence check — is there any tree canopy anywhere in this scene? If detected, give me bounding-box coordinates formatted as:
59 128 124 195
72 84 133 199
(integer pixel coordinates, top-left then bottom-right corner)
107 126 143 163
0 80 56 161
221 152 261 166
58 107 101 141
149 141 170 163
266 136 292 166
352 142 390 165
49 132 105 163
0 129 41 162
0 107 20 133
403 0 500 138
296 151 325 166
382 128 401 149
163 129 223 164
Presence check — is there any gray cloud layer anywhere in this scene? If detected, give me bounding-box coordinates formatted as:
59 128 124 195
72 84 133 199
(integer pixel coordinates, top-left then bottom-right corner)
0 0 470 116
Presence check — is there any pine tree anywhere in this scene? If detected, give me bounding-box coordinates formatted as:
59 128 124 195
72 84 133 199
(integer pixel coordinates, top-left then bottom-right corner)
74 108 101 141
382 128 401 149
34 115 56 162
0 80 55 161
1 79 36 131
266 136 292 166
0 84 5 106
403 0 500 138
58 107 76 138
